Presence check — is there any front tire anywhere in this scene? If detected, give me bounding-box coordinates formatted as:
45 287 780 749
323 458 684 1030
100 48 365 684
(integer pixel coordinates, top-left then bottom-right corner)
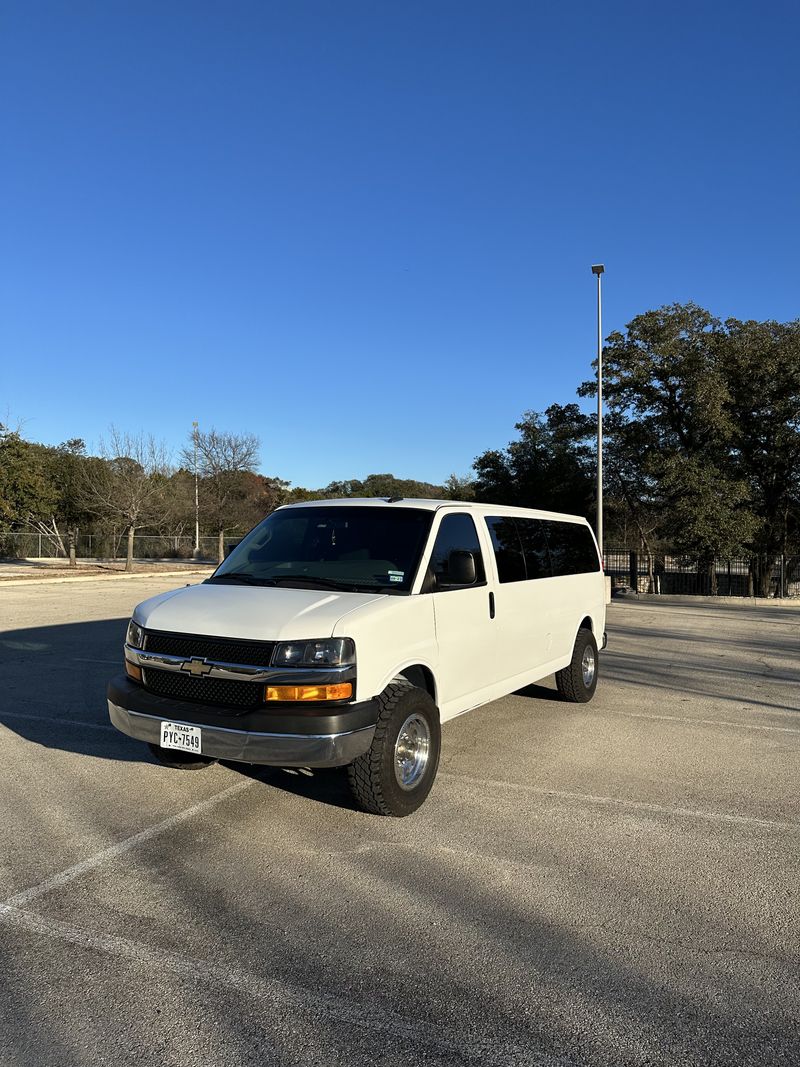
555 628 599 703
347 681 441 816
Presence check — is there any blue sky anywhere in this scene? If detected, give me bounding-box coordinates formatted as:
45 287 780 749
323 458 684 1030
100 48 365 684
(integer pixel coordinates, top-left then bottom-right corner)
2 1 798 488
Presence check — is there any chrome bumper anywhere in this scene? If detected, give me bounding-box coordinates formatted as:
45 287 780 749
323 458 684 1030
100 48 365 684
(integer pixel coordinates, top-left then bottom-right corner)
108 700 375 767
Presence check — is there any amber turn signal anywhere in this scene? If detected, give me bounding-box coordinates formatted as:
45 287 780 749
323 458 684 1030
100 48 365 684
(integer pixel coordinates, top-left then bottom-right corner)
125 661 142 683
265 683 352 702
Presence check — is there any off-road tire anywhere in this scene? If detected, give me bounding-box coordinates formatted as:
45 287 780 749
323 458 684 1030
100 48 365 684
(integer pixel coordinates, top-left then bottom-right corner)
347 681 441 817
555 628 599 703
147 742 218 770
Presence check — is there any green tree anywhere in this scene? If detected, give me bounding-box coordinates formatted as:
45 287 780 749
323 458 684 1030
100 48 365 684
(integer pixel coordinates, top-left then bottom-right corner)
716 317 800 559
320 474 445 500
580 303 759 566
443 473 476 501
472 404 596 517
0 429 58 548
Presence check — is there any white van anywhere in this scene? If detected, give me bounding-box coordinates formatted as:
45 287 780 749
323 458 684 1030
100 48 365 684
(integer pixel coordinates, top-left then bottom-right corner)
108 499 606 816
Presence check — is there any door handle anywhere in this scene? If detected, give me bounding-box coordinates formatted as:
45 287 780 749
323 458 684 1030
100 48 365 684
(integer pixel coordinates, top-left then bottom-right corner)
489 592 496 619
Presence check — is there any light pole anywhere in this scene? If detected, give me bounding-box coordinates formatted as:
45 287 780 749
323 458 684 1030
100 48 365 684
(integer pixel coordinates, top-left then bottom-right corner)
591 264 605 561
192 421 200 558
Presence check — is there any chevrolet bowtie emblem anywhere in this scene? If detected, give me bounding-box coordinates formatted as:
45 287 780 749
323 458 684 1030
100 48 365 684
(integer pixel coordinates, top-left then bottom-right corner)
181 658 213 677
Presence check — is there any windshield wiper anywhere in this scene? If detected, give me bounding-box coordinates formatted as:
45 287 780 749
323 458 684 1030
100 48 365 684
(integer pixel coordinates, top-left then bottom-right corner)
267 575 354 591
207 573 270 586
208 573 389 593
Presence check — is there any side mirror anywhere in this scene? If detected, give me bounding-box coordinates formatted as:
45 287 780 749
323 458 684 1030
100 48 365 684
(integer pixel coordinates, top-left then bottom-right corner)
448 549 476 585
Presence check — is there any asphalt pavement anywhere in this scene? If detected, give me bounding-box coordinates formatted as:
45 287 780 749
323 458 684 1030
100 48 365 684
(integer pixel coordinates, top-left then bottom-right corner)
1 579 798 1066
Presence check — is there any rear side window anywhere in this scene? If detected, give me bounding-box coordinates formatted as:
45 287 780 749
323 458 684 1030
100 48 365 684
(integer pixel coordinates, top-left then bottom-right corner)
429 514 486 587
485 516 598 580
485 517 526 583
544 521 600 576
515 518 551 580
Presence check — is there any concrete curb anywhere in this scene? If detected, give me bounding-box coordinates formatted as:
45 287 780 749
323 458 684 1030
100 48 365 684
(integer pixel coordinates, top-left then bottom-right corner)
0 569 214 588
611 592 800 609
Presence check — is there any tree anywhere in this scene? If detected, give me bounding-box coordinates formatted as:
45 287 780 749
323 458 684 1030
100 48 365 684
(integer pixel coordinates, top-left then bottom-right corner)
472 404 596 518
42 439 93 564
443 473 476 501
81 429 172 571
579 303 759 565
183 428 260 562
716 317 800 559
320 474 446 500
0 429 58 543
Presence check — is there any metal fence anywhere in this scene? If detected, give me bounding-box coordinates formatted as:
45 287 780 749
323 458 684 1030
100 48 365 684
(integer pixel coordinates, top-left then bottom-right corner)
0 531 224 561
605 548 799 598
3 529 799 596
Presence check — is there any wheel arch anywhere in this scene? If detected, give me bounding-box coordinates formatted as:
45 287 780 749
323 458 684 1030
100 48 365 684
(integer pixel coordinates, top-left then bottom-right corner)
389 663 438 707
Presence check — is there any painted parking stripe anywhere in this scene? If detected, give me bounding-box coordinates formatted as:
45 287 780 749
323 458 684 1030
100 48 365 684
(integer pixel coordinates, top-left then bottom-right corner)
3 779 253 909
0 904 539 1064
0 711 117 732
442 773 797 831
595 708 800 733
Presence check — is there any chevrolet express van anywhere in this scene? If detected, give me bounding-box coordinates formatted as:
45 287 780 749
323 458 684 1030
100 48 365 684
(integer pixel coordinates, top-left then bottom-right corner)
108 499 606 816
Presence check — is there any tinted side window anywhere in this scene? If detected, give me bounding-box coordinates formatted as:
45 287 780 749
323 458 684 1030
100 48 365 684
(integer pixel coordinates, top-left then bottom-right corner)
430 514 486 587
485 517 526 583
544 521 600 576
516 518 552 579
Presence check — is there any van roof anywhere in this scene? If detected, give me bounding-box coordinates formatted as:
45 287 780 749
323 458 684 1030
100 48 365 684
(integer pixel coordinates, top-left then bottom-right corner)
278 497 590 525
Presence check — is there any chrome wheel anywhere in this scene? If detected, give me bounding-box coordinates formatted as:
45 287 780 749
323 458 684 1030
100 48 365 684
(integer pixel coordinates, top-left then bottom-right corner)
581 646 596 687
394 713 431 790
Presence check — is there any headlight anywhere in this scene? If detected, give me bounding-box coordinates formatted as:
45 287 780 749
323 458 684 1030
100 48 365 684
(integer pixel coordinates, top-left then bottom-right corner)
272 638 355 668
126 619 145 649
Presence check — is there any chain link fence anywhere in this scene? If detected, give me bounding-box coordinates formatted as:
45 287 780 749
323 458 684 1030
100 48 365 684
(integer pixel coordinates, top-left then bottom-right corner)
0 532 224 561
605 548 800 598
3 529 799 596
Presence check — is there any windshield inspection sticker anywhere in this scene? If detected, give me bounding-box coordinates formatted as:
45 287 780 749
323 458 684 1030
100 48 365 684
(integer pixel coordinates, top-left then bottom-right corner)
388 570 404 583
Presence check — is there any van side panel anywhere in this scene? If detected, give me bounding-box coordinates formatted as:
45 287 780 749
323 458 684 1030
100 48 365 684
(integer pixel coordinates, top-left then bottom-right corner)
437 654 573 722
339 509 605 724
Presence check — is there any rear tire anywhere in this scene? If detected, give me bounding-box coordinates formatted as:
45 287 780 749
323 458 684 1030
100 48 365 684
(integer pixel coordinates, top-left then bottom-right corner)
147 743 217 770
347 681 440 816
555 628 599 703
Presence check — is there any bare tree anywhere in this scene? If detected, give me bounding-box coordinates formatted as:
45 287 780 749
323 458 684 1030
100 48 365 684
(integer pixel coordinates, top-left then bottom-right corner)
182 428 260 562
81 429 172 571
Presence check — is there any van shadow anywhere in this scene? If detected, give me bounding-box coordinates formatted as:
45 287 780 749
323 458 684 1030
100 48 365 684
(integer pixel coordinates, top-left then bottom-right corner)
0 616 575 809
0 617 152 763
230 762 356 810
513 681 564 702
0 617 359 808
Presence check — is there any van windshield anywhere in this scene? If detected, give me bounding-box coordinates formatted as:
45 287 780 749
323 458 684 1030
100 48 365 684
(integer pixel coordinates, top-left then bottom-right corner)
209 506 434 594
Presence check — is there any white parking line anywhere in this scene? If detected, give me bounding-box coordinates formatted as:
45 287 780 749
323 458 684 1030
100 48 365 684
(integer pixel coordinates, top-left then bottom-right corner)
0 903 535 1064
0 711 116 732
442 773 797 831
3 780 254 909
599 708 800 733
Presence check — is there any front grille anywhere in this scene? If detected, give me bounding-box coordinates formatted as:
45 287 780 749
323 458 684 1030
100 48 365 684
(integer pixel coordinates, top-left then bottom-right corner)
143 631 276 667
143 668 263 710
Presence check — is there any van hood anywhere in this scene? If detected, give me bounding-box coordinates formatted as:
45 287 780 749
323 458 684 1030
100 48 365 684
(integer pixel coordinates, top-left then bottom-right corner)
133 582 387 642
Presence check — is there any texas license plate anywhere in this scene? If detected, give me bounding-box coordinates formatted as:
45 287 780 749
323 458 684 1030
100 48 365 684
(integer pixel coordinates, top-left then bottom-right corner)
160 721 202 754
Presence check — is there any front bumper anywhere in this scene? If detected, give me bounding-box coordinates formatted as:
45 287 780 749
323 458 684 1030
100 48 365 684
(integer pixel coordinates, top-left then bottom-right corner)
106 675 376 767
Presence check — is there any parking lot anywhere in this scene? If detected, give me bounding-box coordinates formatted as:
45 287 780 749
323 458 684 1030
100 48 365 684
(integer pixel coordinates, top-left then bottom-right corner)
1 579 798 1067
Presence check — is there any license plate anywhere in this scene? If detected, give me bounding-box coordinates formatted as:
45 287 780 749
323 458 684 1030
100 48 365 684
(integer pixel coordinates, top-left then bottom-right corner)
160 721 202 754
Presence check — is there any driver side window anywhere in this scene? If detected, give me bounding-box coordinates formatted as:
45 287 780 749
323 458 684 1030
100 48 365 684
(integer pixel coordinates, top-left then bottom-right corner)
429 514 486 588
